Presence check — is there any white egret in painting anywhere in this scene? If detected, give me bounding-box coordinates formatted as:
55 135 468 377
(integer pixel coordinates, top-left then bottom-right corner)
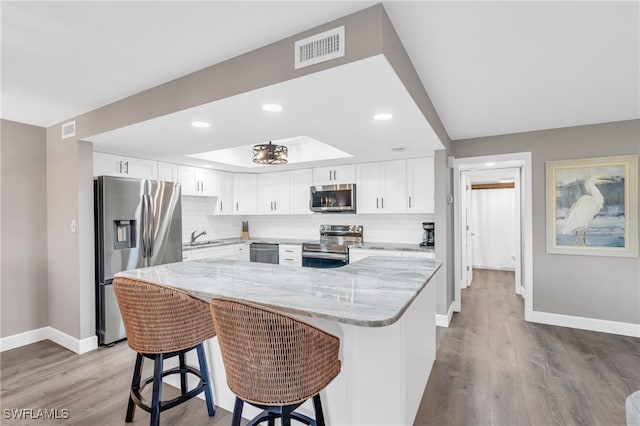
561 176 613 245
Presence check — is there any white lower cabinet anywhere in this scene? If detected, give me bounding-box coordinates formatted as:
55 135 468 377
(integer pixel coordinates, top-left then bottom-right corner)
349 248 434 263
279 244 302 267
184 243 249 262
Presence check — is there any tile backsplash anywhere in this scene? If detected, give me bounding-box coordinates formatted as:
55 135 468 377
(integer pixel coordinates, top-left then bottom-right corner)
182 196 433 244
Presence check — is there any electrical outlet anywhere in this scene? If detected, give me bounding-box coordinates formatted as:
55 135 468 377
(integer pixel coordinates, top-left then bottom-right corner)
70 219 77 233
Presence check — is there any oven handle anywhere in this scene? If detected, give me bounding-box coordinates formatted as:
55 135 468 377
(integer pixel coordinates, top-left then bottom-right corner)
302 251 348 261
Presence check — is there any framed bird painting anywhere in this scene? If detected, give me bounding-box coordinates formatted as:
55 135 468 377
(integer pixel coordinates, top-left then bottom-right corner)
546 154 638 257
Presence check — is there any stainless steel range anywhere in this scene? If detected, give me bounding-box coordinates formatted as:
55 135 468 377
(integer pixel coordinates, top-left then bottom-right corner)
302 225 363 268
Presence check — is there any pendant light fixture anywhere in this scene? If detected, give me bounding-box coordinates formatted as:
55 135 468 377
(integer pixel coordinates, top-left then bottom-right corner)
252 141 288 165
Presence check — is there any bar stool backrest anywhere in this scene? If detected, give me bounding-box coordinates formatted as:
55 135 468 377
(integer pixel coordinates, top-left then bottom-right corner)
210 298 341 406
113 277 215 354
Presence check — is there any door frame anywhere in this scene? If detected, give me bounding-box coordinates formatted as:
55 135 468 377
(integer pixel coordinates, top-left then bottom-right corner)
453 152 533 321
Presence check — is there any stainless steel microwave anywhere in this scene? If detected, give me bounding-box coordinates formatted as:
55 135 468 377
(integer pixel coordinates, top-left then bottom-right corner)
310 184 356 213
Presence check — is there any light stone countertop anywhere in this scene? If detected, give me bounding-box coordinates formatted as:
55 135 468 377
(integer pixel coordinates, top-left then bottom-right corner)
182 237 434 254
116 256 442 327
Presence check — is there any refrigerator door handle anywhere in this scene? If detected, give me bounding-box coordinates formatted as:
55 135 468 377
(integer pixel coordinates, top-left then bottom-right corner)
147 194 155 258
141 194 149 262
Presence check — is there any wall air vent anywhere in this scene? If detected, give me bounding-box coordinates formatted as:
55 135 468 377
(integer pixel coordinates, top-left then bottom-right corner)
294 26 345 70
61 121 76 139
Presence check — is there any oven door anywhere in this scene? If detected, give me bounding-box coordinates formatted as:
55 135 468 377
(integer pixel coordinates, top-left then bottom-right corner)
302 251 348 268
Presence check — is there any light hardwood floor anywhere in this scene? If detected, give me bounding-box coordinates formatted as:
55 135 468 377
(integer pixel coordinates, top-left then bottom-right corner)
415 268 640 426
1 269 638 425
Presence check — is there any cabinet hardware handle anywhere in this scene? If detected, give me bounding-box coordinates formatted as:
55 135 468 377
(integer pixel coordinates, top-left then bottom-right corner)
270 201 273 211
118 161 122 174
333 170 336 180
409 196 412 208
329 170 332 181
201 181 204 192
274 201 277 210
236 202 239 211
376 197 379 208
381 197 384 209
220 202 222 211
124 161 129 174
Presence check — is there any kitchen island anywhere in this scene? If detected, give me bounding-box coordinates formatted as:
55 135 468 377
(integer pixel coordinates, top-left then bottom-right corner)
116 256 442 425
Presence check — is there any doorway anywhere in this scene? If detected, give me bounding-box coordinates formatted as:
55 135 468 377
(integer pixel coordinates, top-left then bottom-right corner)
453 153 533 321
463 168 522 294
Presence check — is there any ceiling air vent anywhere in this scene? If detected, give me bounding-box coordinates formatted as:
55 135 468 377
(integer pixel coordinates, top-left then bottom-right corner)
294 26 345 70
61 121 76 139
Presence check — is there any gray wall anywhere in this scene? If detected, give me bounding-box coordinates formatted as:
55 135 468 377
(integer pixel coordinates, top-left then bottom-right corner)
451 119 640 324
1 120 49 337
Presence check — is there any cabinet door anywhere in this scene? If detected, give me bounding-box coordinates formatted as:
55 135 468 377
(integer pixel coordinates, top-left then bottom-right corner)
93 152 122 177
233 174 257 214
93 152 157 179
273 171 290 214
257 173 277 214
407 157 435 214
381 160 407 214
198 169 216 197
178 166 200 196
312 164 355 185
212 171 233 215
124 157 158 180
290 169 313 214
333 165 356 184
158 162 178 182
356 162 382 214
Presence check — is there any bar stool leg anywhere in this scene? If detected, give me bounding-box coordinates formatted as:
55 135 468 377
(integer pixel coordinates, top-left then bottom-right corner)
125 353 144 422
196 343 216 416
178 352 188 395
150 354 164 426
231 397 244 426
313 394 325 426
281 405 294 426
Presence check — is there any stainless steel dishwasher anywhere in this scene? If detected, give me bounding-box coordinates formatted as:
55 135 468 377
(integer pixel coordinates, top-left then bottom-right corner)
249 243 279 264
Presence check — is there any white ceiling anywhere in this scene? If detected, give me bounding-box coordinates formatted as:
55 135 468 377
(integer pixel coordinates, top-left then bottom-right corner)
87 55 443 171
2 1 638 145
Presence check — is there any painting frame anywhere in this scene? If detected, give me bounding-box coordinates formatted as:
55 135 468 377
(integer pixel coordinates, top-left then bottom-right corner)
546 154 638 257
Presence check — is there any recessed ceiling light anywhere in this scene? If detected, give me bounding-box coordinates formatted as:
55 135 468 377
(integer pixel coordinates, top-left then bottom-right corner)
485 162 496 167
191 121 210 128
262 104 283 112
373 113 393 121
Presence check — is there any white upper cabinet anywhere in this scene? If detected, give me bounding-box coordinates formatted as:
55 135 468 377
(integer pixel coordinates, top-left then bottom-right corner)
312 165 356 185
93 152 157 180
213 171 234 215
407 157 435 214
233 173 257 215
290 169 313 214
178 165 217 197
157 162 179 183
257 171 291 214
356 160 407 214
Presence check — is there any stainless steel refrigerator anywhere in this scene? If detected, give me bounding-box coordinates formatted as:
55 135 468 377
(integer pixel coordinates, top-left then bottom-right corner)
94 176 182 345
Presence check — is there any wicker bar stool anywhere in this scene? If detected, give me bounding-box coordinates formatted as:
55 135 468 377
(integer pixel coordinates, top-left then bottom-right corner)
112 277 216 426
210 298 341 426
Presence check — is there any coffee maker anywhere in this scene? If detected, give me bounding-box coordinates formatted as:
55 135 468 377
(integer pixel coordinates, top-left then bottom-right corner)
421 222 435 247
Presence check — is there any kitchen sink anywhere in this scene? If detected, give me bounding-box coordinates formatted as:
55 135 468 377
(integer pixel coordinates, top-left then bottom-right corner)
184 240 225 247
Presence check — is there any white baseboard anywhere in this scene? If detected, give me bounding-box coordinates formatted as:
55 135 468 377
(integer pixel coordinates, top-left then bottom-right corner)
532 311 640 338
435 303 455 328
0 327 98 354
0 327 50 352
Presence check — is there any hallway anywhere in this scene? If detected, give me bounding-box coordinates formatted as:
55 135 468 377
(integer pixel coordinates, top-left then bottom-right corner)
415 268 640 425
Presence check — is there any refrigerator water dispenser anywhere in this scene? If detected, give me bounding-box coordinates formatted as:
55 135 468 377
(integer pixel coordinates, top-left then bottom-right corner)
113 220 136 249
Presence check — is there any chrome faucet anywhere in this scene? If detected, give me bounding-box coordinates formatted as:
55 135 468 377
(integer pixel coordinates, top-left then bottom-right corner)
190 230 207 244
